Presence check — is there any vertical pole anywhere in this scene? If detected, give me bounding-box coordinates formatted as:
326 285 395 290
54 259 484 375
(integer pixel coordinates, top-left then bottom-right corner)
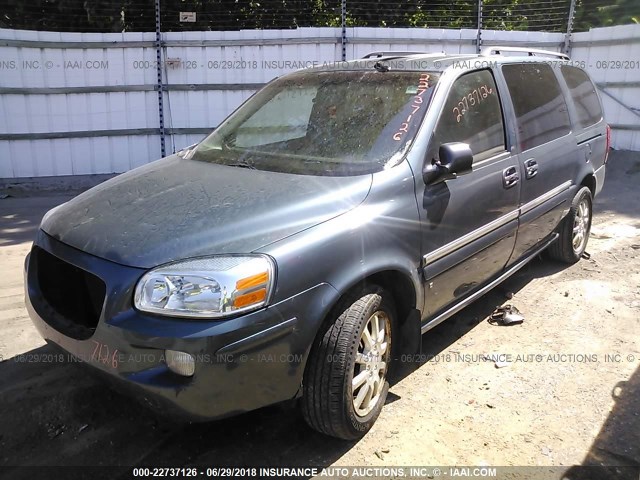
155 0 166 157
563 0 577 56
476 0 483 54
341 0 347 61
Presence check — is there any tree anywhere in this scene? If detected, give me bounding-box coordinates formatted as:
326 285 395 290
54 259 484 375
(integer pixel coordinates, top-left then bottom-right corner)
0 0 637 32
574 0 639 31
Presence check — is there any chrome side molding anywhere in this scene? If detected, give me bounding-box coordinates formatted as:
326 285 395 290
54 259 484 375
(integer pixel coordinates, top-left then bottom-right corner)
421 233 559 334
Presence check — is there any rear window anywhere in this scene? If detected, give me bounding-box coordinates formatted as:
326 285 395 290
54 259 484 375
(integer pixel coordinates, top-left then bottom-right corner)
560 65 603 129
502 63 571 151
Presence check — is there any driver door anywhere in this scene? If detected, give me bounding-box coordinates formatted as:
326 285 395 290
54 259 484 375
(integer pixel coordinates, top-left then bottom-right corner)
417 69 520 320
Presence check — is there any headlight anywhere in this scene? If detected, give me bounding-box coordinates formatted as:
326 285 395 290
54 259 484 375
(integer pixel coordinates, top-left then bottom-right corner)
134 255 275 318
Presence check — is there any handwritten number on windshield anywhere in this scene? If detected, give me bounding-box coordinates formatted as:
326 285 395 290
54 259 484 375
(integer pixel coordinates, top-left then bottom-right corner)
393 74 431 141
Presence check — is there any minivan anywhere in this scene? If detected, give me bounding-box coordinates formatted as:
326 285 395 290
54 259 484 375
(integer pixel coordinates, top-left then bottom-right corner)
25 47 609 439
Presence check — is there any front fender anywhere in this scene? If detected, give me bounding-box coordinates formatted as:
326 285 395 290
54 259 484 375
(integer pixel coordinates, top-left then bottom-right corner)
259 160 424 360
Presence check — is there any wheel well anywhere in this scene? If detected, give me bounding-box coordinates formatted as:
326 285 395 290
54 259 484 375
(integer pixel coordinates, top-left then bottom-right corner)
298 270 420 402
580 174 596 197
357 270 417 326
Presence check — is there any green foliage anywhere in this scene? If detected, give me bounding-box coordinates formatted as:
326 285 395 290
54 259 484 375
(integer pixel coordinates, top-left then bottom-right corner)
1 0 155 31
574 0 640 31
0 0 637 32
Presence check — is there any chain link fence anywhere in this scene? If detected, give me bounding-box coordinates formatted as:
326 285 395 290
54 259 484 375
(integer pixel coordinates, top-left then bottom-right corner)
0 0 637 33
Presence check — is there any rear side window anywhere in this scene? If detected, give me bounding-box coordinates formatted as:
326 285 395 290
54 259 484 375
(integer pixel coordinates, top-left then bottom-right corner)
427 69 506 163
502 63 571 151
560 65 603 128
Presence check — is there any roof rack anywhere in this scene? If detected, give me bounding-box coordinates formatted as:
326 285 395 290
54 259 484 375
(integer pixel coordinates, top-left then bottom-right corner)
362 51 427 59
481 46 569 60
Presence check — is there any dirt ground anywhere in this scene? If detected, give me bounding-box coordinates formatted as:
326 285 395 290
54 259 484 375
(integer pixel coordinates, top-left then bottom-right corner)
0 150 638 479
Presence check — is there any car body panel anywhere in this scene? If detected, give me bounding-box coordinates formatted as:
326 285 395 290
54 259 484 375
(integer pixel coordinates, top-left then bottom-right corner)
417 151 521 317
495 64 583 263
259 158 424 311
40 155 372 269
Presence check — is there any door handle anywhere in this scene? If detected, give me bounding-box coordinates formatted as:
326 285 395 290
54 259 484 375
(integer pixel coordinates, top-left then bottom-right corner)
503 166 519 189
524 159 538 179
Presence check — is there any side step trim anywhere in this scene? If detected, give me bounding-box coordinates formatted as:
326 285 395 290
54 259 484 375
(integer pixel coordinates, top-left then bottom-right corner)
420 233 559 334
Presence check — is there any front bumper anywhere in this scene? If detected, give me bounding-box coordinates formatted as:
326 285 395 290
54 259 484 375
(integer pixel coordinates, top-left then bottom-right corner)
25 231 338 420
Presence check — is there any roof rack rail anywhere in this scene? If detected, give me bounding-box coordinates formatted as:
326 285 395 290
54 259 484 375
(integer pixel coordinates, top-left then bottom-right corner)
362 51 427 59
481 46 569 60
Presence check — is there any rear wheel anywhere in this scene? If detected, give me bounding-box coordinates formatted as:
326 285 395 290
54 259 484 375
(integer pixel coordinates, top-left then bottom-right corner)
302 286 394 440
548 186 593 263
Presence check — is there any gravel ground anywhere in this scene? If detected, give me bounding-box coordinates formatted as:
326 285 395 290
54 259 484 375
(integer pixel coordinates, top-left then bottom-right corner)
0 150 638 479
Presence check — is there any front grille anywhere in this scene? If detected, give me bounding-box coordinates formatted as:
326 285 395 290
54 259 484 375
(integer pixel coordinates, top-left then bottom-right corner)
33 247 106 340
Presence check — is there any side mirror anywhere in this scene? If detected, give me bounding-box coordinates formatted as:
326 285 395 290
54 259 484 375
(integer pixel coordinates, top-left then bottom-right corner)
423 142 473 185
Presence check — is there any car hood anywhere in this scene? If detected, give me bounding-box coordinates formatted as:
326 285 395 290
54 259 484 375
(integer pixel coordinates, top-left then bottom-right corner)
41 155 372 268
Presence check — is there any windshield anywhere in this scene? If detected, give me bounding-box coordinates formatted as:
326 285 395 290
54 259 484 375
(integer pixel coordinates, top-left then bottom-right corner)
191 70 440 176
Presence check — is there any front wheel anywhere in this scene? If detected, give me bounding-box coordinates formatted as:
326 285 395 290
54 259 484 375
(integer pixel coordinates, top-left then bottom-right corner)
548 186 593 263
302 286 395 440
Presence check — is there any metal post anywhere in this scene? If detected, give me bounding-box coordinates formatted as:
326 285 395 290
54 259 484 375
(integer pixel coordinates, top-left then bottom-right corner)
563 0 577 56
341 0 347 61
476 0 483 54
155 0 166 157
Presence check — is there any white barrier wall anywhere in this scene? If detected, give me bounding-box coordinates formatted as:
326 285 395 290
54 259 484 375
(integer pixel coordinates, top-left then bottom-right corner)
571 25 640 151
0 25 638 178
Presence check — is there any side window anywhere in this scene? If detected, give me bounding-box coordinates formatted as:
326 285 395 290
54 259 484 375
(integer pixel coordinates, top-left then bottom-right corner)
502 63 571 151
560 65 603 129
428 70 506 163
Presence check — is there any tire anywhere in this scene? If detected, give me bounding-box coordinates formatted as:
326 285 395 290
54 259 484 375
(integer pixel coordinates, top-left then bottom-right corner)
302 285 395 440
548 186 593 264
